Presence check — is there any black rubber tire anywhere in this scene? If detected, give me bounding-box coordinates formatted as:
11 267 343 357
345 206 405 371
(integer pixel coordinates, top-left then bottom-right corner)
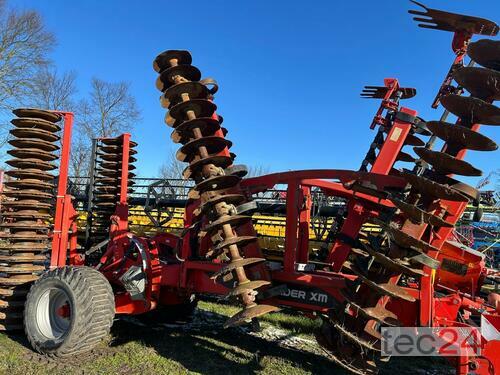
24 266 115 358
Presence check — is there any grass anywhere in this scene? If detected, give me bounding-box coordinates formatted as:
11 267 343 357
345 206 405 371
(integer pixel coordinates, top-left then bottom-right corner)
0 301 453 375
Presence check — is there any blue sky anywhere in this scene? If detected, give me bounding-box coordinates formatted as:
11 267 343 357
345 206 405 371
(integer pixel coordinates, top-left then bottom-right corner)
13 0 500 185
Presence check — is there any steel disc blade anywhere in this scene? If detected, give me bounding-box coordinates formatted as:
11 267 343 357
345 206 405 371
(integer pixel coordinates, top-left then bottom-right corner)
404 133 425 146
7 148 58 161
468 39 500 71
202 215 252 235
156 64 200 91
426 121 498 151
441 95 500 125
396 151 416 163
10 128 60 143
414 147 482 176
167 99 217 124
428 173 479 202
162 81 209 106
211 257 266 279
224 304 279 328
227 280 270 297
171 117 221 144
176 136 232 162
183 155 233 179
453 67 500 100
381 222 440 253
153 50 192 73
391 198 453 227
12 108 61 123
399 171 469 201
8 138 59 152
343 261 416 302
6 169 54 181
10 117 61 132
6 158 57 171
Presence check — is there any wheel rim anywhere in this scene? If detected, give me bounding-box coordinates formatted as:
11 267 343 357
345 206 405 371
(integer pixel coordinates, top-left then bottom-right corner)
35 288 72 340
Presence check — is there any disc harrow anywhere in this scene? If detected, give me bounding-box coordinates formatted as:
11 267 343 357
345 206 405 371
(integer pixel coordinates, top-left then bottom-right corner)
88 137 137 248
315 9 500 372
0 108 62 330
153 50 277 327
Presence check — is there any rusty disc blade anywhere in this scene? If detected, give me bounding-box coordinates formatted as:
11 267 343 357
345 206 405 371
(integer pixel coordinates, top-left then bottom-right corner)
381 222 440 253
7 148 58 161
396 151 416 163
428 173 479 202
1 199 51 210
391 198 453 227
195 175 241 193
171 117 221 144
344 297 399 327
468 39 500 71
11 117 61 132
153 50 192 73
408 253 441 269
224 304 279 328
98 146 137 155
8 138 59 152
6 169 54 181
0 233 48 241
0 243 48 252
176 136 232 162
10 128 60 142
5 179 53 190
0 288 28 298
414 147 482 176
0 265 45 274
99 154 137 163
0 275 38 285
227 280 270 297
453 67 500 100
2 189 52 200
212 235 258 253
0 254 45 263
211 257 266 279
441 94 500 125
167 99 217 125
203 215 252 235
6 158 57 171
399 171 468 201
183 155 233 179
0 223 48 232
199 194 246 213
162 81 209 105
404 133 425 147
156 64 201 91
354 243 426 277
426 121 498 151
343 261 416 302
0 210 51 220
100 138 138 147
13 108 61 123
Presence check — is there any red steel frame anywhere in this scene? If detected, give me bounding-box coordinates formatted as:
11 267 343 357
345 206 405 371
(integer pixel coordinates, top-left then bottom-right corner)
47 60 499 375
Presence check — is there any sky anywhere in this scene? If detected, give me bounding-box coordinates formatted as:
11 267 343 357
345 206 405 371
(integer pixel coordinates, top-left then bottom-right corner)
10 0 500 186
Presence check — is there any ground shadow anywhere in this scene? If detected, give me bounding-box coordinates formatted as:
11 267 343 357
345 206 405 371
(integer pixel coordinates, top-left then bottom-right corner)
110 311 346 375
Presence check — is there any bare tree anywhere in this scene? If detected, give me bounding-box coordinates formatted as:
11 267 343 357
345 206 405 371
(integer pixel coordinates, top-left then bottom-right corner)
70 78 141 178
79 78 140 138
0 0 55 111
24 66 77 111
247 164 270 177
0 0 55 146
158 151 189 198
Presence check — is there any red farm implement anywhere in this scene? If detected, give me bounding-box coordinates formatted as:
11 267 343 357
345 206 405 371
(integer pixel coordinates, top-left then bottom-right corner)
0 1 499 374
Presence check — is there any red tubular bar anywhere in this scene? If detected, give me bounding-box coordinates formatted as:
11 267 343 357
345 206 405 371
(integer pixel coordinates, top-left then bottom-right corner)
50 112 74 268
